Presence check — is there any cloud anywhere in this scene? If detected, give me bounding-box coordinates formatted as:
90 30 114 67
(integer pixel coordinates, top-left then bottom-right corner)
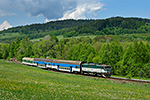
59 0 105 20
0 0 77 19
45 19 49 23
0 9 16 17
22 0 78 19
0 0 105 19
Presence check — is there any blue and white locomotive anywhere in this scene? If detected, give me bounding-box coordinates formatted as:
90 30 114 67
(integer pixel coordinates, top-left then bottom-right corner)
22 57 111 77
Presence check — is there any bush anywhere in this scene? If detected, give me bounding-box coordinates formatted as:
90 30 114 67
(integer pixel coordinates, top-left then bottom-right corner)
126 72 132 79
92 56 100 63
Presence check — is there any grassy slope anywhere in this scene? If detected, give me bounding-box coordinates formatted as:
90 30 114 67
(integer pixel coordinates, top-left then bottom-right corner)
1 32 150 43
31 35 97 42
30 33 150 42
0 33 21 39
0 59 150 100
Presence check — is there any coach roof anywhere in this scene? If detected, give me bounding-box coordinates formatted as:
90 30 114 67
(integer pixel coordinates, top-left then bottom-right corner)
34 58 53 62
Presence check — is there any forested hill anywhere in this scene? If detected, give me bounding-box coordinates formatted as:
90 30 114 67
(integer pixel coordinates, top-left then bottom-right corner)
0 19 95 34
0 19 96 43
1 17 150 43
64 17 150 37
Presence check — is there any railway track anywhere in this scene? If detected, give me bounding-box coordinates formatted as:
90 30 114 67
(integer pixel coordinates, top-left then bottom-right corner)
108 77 150 84
53 70 150 84
11 60 150 84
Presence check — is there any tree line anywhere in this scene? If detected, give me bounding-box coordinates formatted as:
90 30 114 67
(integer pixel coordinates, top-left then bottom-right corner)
0 36 150 78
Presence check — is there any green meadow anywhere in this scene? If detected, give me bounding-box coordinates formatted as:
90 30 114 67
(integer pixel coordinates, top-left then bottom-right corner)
0 59 150 100
31 35 97 42
0 33 20 39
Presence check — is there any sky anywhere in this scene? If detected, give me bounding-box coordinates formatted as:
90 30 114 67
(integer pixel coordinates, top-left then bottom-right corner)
0 0 150 27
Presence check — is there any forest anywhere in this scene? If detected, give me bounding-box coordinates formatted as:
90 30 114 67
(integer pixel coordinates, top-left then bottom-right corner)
0 16 150 78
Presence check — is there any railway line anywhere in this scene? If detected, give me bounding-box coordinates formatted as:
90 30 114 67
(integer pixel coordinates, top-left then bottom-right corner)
108 77 150 84
11 60 150 84
55 70 150 84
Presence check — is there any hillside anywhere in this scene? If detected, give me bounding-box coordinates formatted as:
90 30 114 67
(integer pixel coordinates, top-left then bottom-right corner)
0 59 150 99
0 19 96 43
63 17 150 37
0 17 150 43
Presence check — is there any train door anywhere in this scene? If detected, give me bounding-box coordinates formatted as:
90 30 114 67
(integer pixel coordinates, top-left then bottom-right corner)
57 65 59 70
37 62 38 67
70 66 72 72
45 63 47 68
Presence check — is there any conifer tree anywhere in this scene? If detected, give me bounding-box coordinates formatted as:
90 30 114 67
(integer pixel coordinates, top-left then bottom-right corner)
121 40 149 77
99 43 110 64
121 44 133 76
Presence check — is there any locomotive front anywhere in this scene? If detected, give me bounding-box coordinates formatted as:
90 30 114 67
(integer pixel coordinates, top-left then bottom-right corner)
100 64 111 78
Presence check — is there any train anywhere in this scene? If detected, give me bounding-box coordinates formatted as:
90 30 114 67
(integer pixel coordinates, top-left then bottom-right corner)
22 57 111 78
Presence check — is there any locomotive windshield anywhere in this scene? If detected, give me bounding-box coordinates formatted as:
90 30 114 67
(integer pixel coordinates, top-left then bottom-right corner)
104 66 111 68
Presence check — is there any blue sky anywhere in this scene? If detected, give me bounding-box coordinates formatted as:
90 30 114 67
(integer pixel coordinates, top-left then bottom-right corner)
0 0 150 27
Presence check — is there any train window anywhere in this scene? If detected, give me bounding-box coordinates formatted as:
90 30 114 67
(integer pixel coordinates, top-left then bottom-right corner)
53 64 55 66
76 66 78 68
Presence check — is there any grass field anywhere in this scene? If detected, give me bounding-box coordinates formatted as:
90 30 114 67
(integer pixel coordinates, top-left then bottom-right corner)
31 35 97 42
0 33 21 39
0 59 150 100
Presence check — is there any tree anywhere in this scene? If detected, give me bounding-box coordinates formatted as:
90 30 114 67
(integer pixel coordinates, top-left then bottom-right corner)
87 52 94 63
142 63 150 78
51 35 59 43
0 44 2 59
99 43 111 64
121 40 149 77
92 56 100 63
43 35 51 41
9 42 16 58
33 40 54 58
0 44 9 59
99 42 123 74
16 37 33 61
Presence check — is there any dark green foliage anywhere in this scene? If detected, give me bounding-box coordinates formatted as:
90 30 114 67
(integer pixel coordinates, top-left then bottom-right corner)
33 40 54 58
92 56 100 63
0 44 9 59
16 37 33 61
0 19 95 43
63 17 150 37
99 43 111 64
99 42 123 74
1 17 150 43
120 41 149 77
142 63 150 78
51 35 59 43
